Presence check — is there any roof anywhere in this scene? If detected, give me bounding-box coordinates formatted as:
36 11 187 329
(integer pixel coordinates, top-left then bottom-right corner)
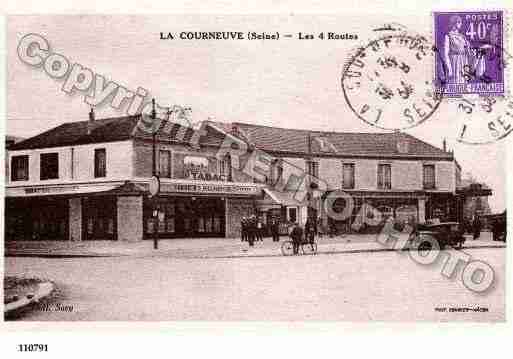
6 135 25 149
10 116 139 150
230 122 452 159
8 115 453 160
9 115 225 150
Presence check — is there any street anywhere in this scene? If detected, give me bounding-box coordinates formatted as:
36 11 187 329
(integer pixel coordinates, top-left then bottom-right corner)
4 247 505 321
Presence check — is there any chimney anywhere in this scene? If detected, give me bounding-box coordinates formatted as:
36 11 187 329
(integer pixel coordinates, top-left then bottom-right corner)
231 124 239 136
87 107 95 135
442 138 447 152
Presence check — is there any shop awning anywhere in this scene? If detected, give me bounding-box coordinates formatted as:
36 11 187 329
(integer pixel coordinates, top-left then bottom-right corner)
5 182 124 198
258 188 305 207
456 183 492 197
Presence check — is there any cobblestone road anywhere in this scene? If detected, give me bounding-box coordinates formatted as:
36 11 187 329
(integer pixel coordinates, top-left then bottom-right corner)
4 248 505 321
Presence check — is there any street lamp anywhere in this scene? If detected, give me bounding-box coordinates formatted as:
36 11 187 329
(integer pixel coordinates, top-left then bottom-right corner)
148 98 160 250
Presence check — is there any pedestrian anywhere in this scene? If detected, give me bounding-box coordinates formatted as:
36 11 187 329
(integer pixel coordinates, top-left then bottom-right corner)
240 217 247 242
316 216 323 239
473 214 482 240
289 222 303 255
256 217 263 241
270 216 280 242
305 216 317 250
328 216 337 238
247 216 256 246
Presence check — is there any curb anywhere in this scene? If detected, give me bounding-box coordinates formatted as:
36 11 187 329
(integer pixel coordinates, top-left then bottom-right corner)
5 243 505 259
5 252 128 258
207 243 507 259
4 282 54 315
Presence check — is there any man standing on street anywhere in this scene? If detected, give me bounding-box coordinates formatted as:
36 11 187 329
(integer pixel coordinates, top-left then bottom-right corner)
241 217 247 242
290 222 303 255
256 217 263 241
305 216 317 250
473 214 482 240
270 216 280 242
247 215 256 247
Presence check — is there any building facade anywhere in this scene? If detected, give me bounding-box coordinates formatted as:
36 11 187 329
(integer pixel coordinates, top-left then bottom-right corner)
5 113 480 241
228 122 467 234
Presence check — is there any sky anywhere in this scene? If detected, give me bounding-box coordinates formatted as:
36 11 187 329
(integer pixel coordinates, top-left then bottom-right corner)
6 14 509 211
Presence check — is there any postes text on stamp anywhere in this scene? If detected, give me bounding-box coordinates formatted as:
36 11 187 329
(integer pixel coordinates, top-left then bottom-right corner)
434 11 504 97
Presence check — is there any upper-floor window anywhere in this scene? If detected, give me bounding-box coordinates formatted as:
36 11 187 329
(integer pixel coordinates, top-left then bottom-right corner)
377 163 392 190
218 155 231 181
423 164 436 189
159 150 171 178
11 155 29 181
94 148 106 178
342 163 355 189
40 153 59 180
307 160 319 178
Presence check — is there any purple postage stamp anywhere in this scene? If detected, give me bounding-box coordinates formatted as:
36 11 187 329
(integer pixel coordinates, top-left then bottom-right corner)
434 10 504 97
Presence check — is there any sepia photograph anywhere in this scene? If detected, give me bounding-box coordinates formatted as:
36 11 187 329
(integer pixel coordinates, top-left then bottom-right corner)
3 12 509 324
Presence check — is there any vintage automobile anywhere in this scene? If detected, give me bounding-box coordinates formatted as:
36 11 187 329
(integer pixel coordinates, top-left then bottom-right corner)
408 222 466 250
483 211 507 242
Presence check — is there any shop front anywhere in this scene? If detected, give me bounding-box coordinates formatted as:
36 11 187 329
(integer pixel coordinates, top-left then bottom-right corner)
5 196 69 241
143 196 226 238
5 182 123 241
136 179 261 239
320 190 428 234
255 188 309 235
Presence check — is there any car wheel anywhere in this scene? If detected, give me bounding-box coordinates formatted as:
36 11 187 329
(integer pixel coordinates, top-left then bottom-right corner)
418 241 432 252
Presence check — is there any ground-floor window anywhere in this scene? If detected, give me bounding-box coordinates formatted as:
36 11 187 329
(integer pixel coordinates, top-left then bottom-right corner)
5 198 69 241
323 195 420 234
144 196 225 238
82 196 117 240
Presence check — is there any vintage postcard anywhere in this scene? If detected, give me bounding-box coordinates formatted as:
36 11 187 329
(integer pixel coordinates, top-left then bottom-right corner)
2 11 509 327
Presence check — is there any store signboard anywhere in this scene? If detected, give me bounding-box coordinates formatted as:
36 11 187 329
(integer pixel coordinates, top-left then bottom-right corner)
160 181 259 196
6 183 120 197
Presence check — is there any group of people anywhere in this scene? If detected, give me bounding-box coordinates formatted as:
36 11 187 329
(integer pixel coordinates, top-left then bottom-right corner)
240 215 319 252
240 215 264 246
289 216 318 254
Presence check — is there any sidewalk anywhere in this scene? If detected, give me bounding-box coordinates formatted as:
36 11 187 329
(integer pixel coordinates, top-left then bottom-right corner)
5 232 505 259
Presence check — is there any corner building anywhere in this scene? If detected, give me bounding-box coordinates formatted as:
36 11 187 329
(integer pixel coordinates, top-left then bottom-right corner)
5 114 482 241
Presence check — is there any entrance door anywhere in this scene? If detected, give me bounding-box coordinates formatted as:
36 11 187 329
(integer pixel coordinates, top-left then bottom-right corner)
83 197 117 240
193 198 225 237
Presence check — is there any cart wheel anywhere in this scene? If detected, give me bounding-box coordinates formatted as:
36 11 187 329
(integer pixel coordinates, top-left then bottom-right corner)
281 241 294 256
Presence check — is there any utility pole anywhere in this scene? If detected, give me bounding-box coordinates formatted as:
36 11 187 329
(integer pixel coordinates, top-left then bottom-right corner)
306 132 313 219
151 98 159 250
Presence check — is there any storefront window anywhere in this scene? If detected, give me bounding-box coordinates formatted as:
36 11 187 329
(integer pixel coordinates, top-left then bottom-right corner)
147 219 155 234
166 218 175 233
288 207 297 223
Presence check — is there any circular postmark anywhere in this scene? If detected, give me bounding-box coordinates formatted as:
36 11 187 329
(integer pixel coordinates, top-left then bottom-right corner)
450 43 513 145
341 33 445 130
